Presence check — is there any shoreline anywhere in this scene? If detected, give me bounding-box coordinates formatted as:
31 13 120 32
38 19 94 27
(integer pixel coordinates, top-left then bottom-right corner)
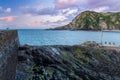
47 29 120 32
103 30 120 32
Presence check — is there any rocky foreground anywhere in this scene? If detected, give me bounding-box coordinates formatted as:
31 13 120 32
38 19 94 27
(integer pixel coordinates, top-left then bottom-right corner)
16 43 120 80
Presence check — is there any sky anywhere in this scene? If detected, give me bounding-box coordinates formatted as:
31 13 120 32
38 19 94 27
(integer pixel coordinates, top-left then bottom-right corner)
0 0 120 29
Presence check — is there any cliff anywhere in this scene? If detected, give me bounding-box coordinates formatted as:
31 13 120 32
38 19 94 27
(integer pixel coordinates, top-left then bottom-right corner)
0 30 19 80
17 44 120 80
55 11 120 30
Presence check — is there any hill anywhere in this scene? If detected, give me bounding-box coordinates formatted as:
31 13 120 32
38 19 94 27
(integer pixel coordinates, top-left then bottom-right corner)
55 11 120 30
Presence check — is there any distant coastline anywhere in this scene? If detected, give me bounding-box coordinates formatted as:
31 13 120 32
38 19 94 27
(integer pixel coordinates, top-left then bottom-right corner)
47 28 120 32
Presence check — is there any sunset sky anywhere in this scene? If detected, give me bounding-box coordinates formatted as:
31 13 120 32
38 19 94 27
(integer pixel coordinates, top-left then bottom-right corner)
0 0 120 29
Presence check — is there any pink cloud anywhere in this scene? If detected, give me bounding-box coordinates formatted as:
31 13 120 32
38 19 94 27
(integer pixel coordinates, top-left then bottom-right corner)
25 13 33 17
0 16 18 22
87 0 101 6
25 20 45 27
55 0 80 9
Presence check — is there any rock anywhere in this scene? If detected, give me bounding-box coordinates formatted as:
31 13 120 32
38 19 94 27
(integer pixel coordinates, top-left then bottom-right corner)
19 44 30 50
0 30 19 80
16 45 120 80
80 41 100 48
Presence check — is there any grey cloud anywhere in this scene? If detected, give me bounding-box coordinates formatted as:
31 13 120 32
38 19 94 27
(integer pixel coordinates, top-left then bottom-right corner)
21 6 58 15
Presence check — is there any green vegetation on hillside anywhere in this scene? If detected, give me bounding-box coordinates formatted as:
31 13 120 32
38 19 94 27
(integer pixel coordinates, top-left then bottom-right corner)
56 11 120 30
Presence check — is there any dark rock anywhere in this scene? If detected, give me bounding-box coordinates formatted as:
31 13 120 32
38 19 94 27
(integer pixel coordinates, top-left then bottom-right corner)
18 55 27 62
19 44 30 50
17 45 120 80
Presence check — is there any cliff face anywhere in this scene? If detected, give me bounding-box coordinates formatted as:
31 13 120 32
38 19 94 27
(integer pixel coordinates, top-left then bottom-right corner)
0 30 19 80
17 44 120 80
55 11 120 30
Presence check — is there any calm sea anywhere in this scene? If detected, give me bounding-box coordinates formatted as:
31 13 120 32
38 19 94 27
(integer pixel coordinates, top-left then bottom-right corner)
18 29 120 46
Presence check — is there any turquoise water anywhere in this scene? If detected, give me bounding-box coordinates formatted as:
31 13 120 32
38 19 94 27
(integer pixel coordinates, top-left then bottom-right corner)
18 29 120 46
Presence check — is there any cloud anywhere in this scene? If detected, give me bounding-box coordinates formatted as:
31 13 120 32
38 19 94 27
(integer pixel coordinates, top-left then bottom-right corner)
55 0 78 9
5 8 11 13
0 6 12 14
1 0 120 29
28 14 67 23
55 0 86 9
4 14 68 28
0 16 18 22
25 21 45 27
20 6 58 15
55 0 120 12
64 8 78 16
93 6 110 12
42 15 67 23
20 5 77 24
0 6 2 11
87 0 120 12
25 13 33 17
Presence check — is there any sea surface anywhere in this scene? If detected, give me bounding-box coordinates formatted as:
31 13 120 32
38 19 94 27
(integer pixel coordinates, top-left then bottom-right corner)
18 29 120 46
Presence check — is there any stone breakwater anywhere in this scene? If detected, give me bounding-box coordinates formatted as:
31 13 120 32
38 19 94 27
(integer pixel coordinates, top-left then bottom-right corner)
17 45 120 80
0 30 19 80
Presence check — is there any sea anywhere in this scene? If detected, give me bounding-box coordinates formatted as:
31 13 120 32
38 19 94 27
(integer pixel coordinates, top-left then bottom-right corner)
18 29 120 46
